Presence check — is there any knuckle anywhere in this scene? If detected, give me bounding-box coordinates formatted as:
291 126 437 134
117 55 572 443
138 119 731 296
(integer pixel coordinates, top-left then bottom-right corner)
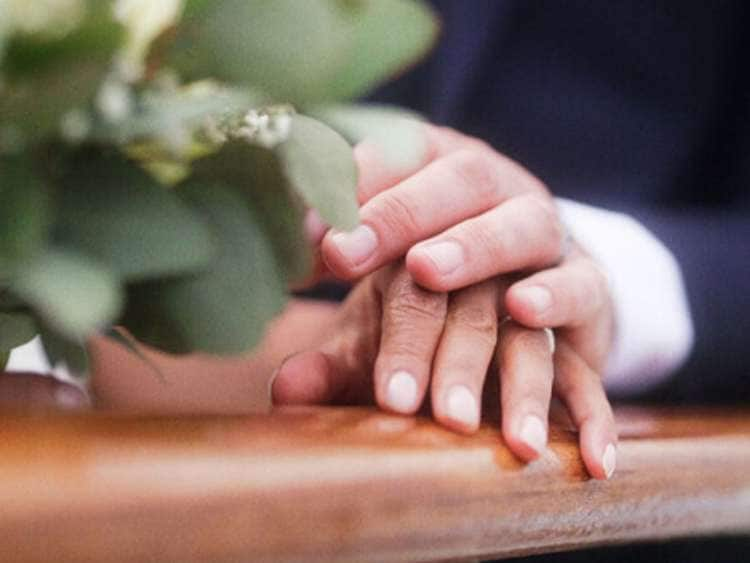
524 194 565 262
448 305 498 343
444 149 500 201
371 192 423 241
389 277 447 322
503 325 550 355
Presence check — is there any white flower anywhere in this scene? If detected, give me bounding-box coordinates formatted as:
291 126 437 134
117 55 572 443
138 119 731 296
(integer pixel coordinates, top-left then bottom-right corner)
96 76 133 122
235 109 292 149
114 0 184 81
1 0 86 38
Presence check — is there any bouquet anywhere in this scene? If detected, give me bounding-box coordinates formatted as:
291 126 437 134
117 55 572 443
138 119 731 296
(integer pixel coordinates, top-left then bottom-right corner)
0 0 437 375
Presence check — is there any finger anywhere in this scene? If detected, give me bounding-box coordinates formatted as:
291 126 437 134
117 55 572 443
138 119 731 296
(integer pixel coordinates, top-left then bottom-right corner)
373 265 448 415
553 341 618 480
505 253 609 329
407 193 563 292
272 350 355 405
430 280 499 433
323 147 545 280
0 372 89 412
355 124 489 205
273 281 381 406
505 254 613 371
496 320 556 461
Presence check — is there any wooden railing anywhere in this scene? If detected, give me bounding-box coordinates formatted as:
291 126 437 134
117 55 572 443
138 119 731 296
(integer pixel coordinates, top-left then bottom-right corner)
0 405 748 562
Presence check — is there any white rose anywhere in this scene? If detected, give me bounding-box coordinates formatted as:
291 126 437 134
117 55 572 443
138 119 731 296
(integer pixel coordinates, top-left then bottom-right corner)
114 0 184 81
2 0 86 38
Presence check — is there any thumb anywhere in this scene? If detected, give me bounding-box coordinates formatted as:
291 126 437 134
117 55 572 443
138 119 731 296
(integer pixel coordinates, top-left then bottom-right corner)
0 371 89 412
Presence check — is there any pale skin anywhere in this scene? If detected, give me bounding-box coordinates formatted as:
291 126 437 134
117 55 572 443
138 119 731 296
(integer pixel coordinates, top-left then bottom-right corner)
277 124 618 479
0 124 618 478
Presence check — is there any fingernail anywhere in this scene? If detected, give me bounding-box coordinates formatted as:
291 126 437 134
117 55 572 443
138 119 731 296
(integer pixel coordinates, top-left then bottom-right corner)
54 386 88 410
516 285 552 314
386 371 418 413
519 415 547 455
446 385 478 428
331 224 377 266
603 443 617 479
416 240 464 275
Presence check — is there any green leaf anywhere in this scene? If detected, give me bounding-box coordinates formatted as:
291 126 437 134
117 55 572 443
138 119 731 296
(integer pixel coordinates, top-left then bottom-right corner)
171 0 353 103
192 141 312 285
0 312 38 354
121 182 287 355
277 114 359 231
53 148 216 281
39 326 89 376
10 249 123 342
0 156 51 276
0 2 124 140
311 103 427 172
0 352 9 371
325 0 439 100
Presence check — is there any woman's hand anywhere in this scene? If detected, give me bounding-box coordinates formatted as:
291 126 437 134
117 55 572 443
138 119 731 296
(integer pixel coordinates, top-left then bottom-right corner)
273 262 618 480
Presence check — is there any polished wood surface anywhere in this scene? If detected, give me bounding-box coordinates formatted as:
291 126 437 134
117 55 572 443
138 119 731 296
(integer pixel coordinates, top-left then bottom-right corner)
0 406 748 562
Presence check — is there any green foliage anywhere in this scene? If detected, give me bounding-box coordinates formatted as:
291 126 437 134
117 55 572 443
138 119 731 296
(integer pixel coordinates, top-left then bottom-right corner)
0 1 124 141
52 148 216 281
0 312 38 362
121 182 286 355
312 103 427 172
0 156 51 276
0 0 438 376
278 114 360 232
192 142 312 285
10 249 123 341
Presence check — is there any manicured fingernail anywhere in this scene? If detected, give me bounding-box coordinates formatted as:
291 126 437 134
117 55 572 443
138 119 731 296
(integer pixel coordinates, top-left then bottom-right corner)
386 371 418 413
331 224 377 266
516 285 552 314
54 386 88 410
416 240 464 275
446 385 478 428
603 443 617 479
519 415 547 455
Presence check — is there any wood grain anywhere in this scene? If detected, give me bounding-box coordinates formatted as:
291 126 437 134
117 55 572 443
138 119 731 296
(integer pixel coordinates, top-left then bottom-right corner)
0 406 748 562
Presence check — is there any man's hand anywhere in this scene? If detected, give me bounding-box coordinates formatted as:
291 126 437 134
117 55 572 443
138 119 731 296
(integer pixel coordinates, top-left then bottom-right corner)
273 262 618 480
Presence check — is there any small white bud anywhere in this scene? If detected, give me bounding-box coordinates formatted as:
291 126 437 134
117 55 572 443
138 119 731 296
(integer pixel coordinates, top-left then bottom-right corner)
60 109 91 143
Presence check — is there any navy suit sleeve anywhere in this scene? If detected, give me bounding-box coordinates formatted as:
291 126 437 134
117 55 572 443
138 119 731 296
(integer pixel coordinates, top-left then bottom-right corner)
625 204 750 403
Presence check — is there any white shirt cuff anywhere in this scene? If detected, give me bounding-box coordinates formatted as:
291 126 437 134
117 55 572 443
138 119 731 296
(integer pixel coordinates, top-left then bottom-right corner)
556 198 694 396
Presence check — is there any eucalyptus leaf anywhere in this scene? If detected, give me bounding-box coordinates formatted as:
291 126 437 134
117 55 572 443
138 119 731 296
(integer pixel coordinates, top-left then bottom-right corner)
325 0 438 100
192 141 312 285
53 148 216 281
39 326 89 376
0 2 124 140
311 103 427 172
277 114 359 231
0 156 51 276
121 182 287 355
0 312 38 354
11 249 123 342
171 0 353 103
